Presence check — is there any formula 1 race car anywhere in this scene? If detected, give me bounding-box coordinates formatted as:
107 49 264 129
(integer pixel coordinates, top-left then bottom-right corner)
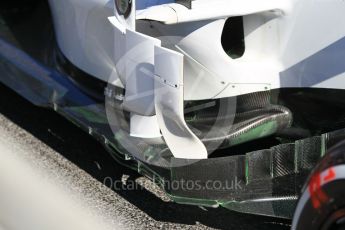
1 0 345 229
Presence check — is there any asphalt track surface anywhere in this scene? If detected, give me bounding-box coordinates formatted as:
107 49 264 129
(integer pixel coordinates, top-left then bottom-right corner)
0 82 292 229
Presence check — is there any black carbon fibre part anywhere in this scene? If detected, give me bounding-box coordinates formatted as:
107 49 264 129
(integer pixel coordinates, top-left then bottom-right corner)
166 129 345 205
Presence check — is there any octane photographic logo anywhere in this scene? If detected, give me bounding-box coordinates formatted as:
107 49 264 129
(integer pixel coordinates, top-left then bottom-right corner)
105 34 237 168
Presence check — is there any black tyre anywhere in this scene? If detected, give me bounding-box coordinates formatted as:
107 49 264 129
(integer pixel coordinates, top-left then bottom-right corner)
292 141 345 230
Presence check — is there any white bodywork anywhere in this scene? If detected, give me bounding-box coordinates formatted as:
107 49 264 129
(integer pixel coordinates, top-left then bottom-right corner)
48 0 345 159
136 0 289 24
